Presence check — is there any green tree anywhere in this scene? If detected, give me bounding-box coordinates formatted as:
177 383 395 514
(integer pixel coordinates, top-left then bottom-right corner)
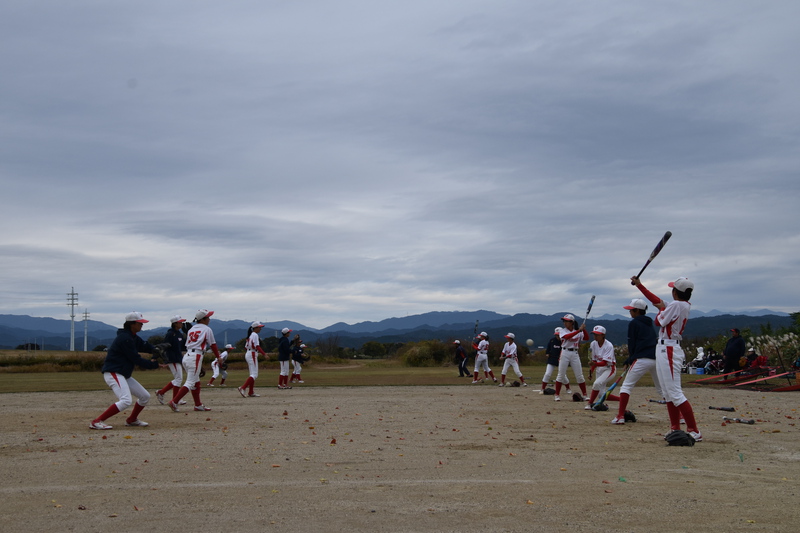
361 341 387 357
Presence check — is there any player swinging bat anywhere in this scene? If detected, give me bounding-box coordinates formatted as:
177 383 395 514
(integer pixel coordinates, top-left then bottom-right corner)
631 231 672 285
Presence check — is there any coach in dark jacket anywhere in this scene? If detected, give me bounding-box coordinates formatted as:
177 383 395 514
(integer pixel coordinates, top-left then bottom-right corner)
723 328 746 377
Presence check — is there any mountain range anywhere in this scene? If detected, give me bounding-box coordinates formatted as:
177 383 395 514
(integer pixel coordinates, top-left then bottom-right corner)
0 309 792 351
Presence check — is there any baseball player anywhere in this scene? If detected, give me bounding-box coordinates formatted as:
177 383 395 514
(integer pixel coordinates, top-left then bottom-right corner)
238 322 267 397
155 315 187 406
632 276 702 442
585 325 620 409
277 327 293 389
611 298 663 424
453 340 470 377
290 339 308 383
498 333 527 386
554 314 589 401
207 343 233 387
168 309 222 412
471 332 497 384
90 312 160 429
541 327 570 394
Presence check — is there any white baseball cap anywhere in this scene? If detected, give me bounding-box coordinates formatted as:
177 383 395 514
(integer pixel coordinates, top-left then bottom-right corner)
453 340 461 344
561 314 575 322
170 315 186 324
668 277 694 291
592 325 606 335
251 321 264 328
224 344 234 349
504 332 515 339
125 311 148 323
623 298 647 310
195 309 214 321
478 331 488 337
281 327 292 334
300 344 306 348
554 327 562 334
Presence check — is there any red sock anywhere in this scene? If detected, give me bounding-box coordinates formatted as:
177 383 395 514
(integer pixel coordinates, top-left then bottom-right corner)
207 377 215 385
617 393 630 417
126 402 145 423
172 386 189 404
191 386 202 406
666 402 681 430
519 376 525 384
94 403 120 423
579 383 587 396
220 378 225 385
555 381 563 395
242 377 254 392
541 382 547 391
157 383 173 396
588 390 599 404
677 401 699 433
488 371 496 380
501 375 506 384
607 394 621 401
473 372 479 381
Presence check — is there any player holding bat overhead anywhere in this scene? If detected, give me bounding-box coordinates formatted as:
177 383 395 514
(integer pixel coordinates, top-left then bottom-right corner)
554 314 589 401
632 276 702 442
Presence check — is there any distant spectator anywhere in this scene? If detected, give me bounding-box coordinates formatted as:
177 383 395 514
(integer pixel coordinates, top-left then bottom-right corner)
723 328 746 379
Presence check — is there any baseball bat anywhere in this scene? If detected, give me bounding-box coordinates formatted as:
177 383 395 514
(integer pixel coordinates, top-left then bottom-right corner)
648 398 667 404
722 416 755 425
709 406 736 412
631 231 672 284
593 367 627 408
583 295 596 326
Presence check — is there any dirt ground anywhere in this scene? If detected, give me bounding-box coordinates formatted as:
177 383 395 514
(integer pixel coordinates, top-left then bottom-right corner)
1 383 798 533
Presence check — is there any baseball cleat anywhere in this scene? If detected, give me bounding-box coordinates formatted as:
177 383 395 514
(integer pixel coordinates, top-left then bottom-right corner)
125 419 149 427
471 380 480 384
194 405 212 411
554 395 561 402
688 431 703 442
248 393 260 397
238 387 247 398
565 388 573 395
168 401 179 412
89 421 112 430
610 416 625 425
498 383 505 387
521 382 528 387
584 404 593 410
156 392 165 405
178 400 187 405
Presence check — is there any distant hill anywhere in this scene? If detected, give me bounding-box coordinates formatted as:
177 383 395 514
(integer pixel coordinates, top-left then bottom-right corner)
0 310 793 350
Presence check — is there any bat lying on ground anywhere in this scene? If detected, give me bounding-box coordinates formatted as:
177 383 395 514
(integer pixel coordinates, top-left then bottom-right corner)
709 406 736 412
648 399 667 404
723 416 755 425
631 231 672 285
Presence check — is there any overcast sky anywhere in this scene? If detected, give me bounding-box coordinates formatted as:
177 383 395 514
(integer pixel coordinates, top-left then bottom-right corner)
1 1 799 329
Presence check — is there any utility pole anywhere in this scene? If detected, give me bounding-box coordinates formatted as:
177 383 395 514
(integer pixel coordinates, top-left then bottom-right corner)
83 309 90 351
67 287 78 351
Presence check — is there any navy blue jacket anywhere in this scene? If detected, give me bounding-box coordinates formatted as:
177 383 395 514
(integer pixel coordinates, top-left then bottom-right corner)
164 327 185 364
545 335 562 366
278 336 292 361
626 315 657 364
101 328 159 378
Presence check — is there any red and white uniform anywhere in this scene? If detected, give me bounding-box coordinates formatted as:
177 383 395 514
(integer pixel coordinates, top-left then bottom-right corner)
654 299 691 406
210 348 229 380
557 328 588 385
500 341 524 380
589 339 616 392
245 331 265 379
183 323 217 390
474 338 490 373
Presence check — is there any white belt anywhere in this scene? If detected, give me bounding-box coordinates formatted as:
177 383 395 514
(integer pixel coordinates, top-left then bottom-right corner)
659 339 680 346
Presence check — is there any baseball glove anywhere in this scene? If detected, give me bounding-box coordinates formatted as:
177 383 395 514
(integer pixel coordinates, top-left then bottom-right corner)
221 362 228 371
199 366 206 378
592 403 609 411
665 429 695 447
511 381 521 387
624 410 637 423
543 387 556 395
572 392 583 402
